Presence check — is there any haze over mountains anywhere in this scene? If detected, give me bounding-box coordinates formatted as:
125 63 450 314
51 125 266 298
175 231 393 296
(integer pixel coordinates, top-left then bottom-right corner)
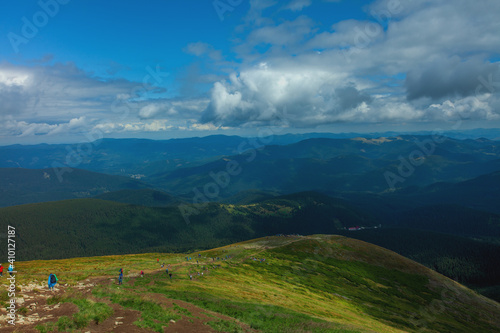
1 132 499 204
1 129 500 175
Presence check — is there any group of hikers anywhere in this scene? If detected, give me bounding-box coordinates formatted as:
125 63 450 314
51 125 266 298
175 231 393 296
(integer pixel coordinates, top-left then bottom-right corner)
117 268 145 284
117 268 146 284
2 252 236 291
250 257 267 263
157 258 173 279
117 259 175 285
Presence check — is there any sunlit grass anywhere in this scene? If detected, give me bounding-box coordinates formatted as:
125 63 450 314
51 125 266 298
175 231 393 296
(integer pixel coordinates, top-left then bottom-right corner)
35 297 113 332
8 235 500 333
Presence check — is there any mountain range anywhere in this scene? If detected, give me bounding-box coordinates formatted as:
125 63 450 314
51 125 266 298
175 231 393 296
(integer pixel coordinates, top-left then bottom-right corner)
1 133 500 306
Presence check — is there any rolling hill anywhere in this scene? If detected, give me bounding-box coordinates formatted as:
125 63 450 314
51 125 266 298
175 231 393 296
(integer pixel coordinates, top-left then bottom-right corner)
94 189 183 207
388 170 500 214
3 235 500 332
0 192 372 261
337 228 500 301
330 169 500 234
2 136 499 210
2 135 499 201
2 191 500 304
0 167 148 207
0 136 250 175
149 136 500 197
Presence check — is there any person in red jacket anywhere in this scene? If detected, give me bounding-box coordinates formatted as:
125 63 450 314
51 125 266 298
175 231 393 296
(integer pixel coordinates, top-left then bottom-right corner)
0 264 3 277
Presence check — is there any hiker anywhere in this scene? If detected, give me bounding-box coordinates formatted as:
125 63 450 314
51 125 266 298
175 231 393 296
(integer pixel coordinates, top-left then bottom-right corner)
8 265 14 277
0 264 3 277
48 273 58 291
119 268 123 274
140 270 144 277
118 271 123 285
166 268 169 274
157 258 159 263
169 273 172 280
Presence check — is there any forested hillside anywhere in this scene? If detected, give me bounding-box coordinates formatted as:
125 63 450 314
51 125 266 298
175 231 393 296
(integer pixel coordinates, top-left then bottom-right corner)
0 193 370 260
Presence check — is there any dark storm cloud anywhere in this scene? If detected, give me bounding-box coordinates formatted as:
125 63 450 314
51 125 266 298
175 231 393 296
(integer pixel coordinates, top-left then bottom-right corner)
336 86 373 110
405 58 500 101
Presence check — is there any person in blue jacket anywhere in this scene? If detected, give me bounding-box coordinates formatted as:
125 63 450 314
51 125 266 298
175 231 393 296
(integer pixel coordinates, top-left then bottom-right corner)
48 273 58 290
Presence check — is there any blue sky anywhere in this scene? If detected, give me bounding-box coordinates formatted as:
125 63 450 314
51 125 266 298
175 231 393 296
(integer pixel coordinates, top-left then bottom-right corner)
1 0 499 144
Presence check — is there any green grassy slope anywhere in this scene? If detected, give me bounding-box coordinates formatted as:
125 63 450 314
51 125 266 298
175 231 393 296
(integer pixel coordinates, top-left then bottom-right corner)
7 235 500 332
3 192 500 304
337 228 500 301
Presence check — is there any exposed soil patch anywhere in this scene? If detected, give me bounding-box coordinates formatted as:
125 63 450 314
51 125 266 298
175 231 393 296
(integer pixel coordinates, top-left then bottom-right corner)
0 271 256 333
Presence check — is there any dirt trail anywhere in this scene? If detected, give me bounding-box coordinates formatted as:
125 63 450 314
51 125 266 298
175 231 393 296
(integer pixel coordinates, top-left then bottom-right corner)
0 238 305 332
0 277 145 333
0 257 259 332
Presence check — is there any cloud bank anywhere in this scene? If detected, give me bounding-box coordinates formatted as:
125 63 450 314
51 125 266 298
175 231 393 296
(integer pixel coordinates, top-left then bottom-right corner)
1 0 500 143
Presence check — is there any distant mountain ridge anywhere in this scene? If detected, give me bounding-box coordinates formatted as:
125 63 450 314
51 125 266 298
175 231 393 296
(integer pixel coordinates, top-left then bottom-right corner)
373 169 500 215
149 135 500 197
1 135 499 208
1 130 498 176
0 167 148 207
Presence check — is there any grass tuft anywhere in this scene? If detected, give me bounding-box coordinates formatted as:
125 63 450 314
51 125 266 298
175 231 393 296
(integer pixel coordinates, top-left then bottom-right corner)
207 319 245 333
